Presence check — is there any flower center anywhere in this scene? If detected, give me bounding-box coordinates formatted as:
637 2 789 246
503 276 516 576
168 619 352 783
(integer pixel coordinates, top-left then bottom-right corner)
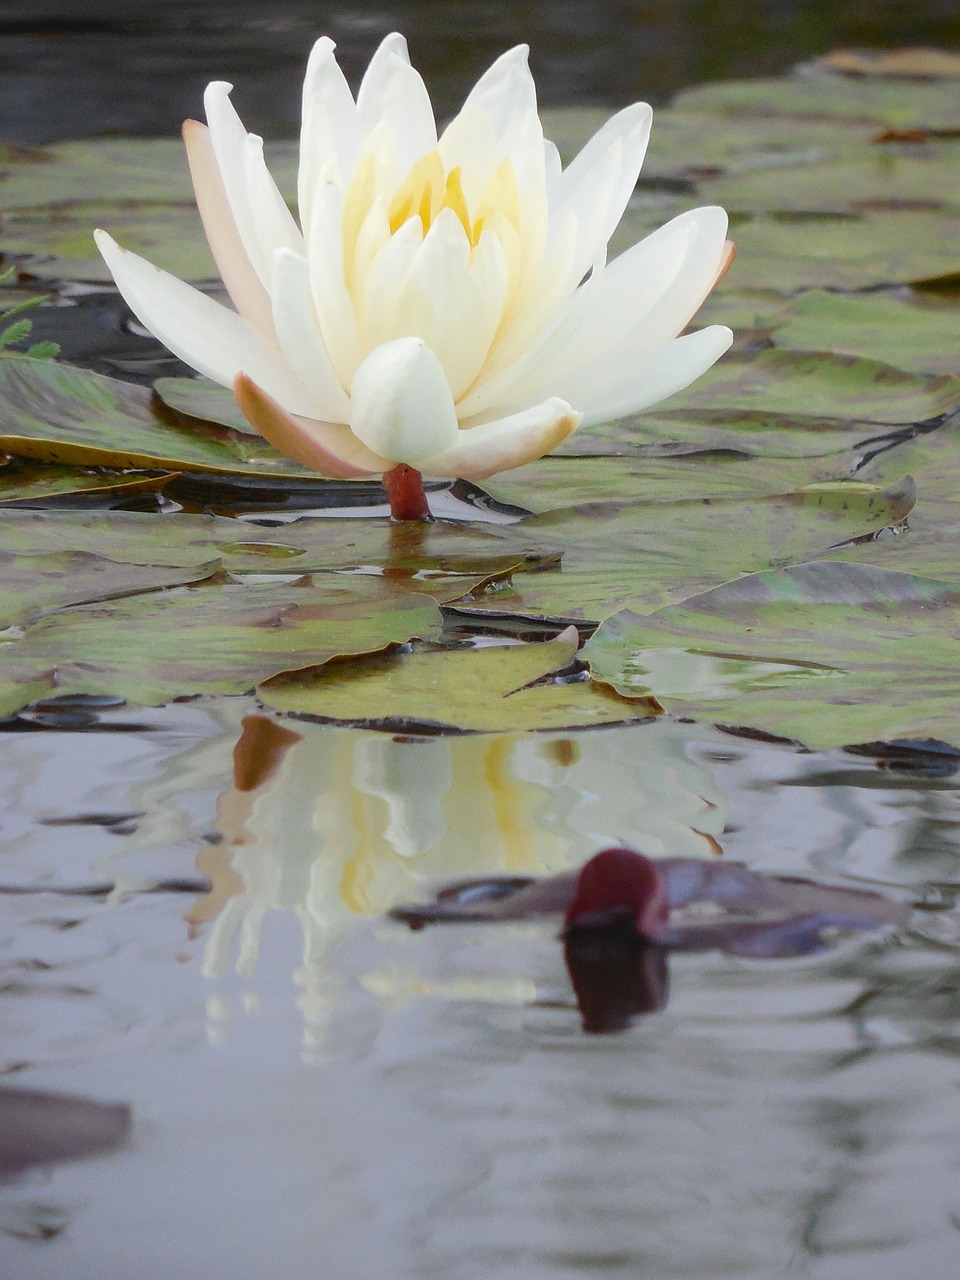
386 149 520 248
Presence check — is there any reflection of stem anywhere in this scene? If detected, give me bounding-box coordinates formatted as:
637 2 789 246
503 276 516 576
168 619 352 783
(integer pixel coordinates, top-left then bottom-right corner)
383 464 431 521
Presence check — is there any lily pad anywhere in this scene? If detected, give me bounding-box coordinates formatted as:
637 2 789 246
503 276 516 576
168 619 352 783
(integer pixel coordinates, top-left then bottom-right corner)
259 625 655 733
0 203 219 283
770 290 960 377
700 142 960 215
464 475 915 621
582 561 960 750
153 376 257 434
0 463 176 504
0 355 325 478
0 548 219 627
661 348 960 423
673 75 960 131
0 576 444 713
719 212 960 291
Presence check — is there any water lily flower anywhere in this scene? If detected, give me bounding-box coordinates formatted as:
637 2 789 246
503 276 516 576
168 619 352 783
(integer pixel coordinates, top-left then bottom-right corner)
95 34 733 517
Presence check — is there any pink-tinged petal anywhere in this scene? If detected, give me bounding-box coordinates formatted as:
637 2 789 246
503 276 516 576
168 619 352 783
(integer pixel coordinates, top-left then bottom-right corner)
182 119 274 336
420 398 581 480
715 239 736 286
234 374 384 477
94 230 319 417
300 36 360 224
203 81 271 287
270 249 351 423
350 338 460 465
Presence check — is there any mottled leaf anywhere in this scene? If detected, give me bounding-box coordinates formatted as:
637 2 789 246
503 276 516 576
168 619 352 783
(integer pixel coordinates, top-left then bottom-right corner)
260 626 654 733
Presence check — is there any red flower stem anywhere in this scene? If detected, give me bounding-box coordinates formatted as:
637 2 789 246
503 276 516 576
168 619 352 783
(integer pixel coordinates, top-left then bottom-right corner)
382 464 431 521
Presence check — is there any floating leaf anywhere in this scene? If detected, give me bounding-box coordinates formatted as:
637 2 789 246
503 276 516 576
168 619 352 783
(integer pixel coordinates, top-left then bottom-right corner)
260 625 654 733
719 212 960 291
583 562 960 750
700 143 960 215
0 549 219 627
810 49 960 80
153 376 257 434
0 463 176 505
466 472 914 621
0 355 325 478
661 347 960 424
770 290 960 377
0 577 444 713
673 75 960 131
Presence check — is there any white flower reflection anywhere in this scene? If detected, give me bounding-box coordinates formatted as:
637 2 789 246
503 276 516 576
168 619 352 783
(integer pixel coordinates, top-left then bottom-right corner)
189 716 726 1048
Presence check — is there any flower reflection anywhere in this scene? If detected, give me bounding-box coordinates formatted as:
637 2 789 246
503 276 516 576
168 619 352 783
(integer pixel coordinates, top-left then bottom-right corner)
189 715 725 1046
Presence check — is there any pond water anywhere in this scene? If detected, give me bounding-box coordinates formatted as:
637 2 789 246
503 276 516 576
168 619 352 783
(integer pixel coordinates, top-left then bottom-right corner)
4 2 960 1276
3 704 960 1276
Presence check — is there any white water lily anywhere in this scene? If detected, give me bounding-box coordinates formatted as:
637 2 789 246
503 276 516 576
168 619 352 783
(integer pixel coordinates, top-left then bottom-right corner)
95 33 733 497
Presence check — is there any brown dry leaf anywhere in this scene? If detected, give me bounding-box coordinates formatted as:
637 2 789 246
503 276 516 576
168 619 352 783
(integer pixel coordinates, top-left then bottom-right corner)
815 48 960 80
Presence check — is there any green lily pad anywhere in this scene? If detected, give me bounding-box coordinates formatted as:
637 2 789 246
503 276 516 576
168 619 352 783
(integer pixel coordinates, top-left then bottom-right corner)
719 212 960 291
0 355 327 478
770 290 960 377
0 203 218 283
259 625 654 733
582 561 960 750
0 463 176 504
700 142 960 215
661 347 960 423
463 473 914 621
673 75 960 131
153 376 258 434
0 576 444 713
0 549 219 627
0 138 299 284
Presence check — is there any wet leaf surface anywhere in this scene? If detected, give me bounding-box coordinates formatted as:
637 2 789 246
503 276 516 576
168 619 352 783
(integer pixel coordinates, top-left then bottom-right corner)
0 577 444 713
769 290 960 376
260 625 655 732
583 562 960 749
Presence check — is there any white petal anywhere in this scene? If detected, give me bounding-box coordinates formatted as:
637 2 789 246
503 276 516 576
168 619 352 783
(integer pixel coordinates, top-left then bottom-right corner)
363 209 507 400
234 374 386 476
244 133 304 255
350 338 459 465
420 398 581 480
437 106 498 205
299 36 360 225
561 325 734 426
356 35 437 171
203 82 271 287
356 215 423 351
307 183 363 388
461 45 536 142
461 206 729 418
95 230 319 417
535 106 651 316
579 205 730 348
182 119 274 336
271 249 351 422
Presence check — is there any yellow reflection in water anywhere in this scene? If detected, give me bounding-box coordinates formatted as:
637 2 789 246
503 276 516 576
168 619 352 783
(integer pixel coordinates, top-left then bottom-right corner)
191 715 727 1016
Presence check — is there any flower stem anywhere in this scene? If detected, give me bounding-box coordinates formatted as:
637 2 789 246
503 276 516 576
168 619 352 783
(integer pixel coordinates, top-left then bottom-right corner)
382 464 431 521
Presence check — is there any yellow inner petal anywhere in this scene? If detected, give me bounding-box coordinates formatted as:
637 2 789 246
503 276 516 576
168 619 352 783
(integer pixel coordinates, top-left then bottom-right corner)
383 149 521 249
